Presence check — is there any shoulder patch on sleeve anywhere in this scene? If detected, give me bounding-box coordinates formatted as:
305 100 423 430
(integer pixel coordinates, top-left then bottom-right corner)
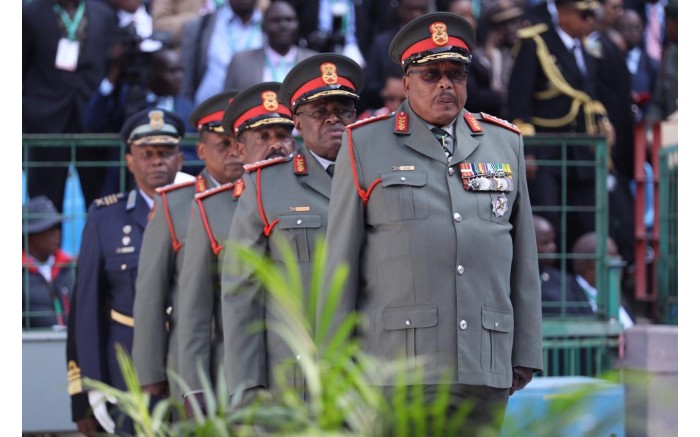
346 112 392 130
194 182 235 200
93 192 125 207
517 23 548 39
244 155 290 172
155 180 196 195
480 112 521 134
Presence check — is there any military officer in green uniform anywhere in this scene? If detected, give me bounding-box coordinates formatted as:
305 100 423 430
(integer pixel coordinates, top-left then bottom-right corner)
177 82 296 416
220 54 364 401
321 12 543 433
132 90 241 402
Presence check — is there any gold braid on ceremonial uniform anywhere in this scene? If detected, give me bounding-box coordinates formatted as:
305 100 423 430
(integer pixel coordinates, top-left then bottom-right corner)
518 24 607 135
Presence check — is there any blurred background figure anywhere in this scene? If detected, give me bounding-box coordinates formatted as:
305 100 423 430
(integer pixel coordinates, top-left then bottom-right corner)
287 0 373 67
181 0 264 106
616 7 659 122
572 232 635 329
22 196 73 330
643 0 676 124
360 0 429 113
23 0 117 212
224 0 316 91
358 64 406 120
535 214 593 316
468 0 525 117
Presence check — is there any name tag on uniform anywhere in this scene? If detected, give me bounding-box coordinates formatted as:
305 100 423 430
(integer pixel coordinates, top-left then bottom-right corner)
55 38 80 71
288 206 310 212
116 246 135 254
459 162 513 192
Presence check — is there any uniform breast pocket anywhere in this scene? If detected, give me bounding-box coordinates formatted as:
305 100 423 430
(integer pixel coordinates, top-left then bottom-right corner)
380 305 438 369
480 307 513 374
380 172 429 222
277 214 322 262
474 191 513 225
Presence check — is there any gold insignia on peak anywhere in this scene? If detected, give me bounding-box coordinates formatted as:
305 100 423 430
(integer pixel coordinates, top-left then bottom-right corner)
430 22 448 46
262 91 279 112
149 110 165 130
320 62 338 85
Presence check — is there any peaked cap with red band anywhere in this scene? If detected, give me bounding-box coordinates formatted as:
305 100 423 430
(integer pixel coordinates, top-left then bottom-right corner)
188 90 239 133
222 82 294 136
279 53 365 111
388 12 476 69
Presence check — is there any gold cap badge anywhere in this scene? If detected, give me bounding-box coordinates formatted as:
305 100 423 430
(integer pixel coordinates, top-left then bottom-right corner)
262 90 279 112
149 110 165 130
320 62 338 85
430 22 449 46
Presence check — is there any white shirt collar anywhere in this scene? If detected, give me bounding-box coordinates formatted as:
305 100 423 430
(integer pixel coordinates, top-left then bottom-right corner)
308 149 334 170
139 189 154 210
117 5 152 39
264 44 297 63
30 253 56 283
555 25 578 51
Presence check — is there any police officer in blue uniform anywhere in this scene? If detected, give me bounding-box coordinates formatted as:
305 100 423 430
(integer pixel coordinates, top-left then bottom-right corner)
70 108 184 434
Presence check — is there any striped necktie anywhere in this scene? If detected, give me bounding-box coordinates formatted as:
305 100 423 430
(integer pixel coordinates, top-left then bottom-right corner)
431 127 453 161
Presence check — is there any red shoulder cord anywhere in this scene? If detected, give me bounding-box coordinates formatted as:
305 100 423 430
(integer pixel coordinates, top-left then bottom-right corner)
347 128 382 207
256 169 279 237
195 197 223 256
160 193 182 252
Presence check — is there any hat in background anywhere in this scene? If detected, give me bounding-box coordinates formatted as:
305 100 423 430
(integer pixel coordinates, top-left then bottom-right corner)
554 0 600 11
482 0 524 25
279 53 365 111
389 12 476 69
23 195 62 234
120 108 186 148
222 82 294 137
188 90 239 133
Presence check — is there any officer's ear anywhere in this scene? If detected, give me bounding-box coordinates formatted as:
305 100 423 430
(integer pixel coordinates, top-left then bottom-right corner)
293 113 303 132
125 149 136 174
196 141 206 160
403 72 412 95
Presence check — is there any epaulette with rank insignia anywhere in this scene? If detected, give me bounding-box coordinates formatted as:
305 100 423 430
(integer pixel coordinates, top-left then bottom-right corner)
195 182 235 200
516 23 547 39
194 183 238 256
155 180 196 195
480 112 521 135
346 112 392 130
93 192 125 207
243 155 289 172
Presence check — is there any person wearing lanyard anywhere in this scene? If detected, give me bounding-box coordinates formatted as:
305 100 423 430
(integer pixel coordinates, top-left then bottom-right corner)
224 0 317 92
23 0 117 214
